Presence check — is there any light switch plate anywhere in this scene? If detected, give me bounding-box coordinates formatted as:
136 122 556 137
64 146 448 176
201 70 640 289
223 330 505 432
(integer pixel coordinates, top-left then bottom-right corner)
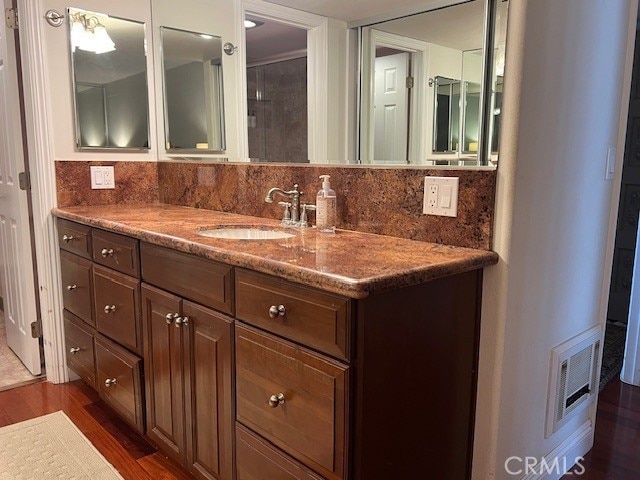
90 166 115 189
423 176 459 217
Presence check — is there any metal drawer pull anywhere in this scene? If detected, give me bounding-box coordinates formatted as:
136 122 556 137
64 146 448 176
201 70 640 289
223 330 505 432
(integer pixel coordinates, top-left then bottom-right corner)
268 393 285 408
268 304 286 318
175 316 189 328
165 312 179 324
69 347 80 354
104 378 117 388
62 234 74 243
101 248 114 258
66 284 77 291
103 304 116 314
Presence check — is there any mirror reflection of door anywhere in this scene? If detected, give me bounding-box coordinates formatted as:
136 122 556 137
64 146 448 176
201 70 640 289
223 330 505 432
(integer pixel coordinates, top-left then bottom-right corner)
433 76 461 153
373 51 410 163
245 15 308 163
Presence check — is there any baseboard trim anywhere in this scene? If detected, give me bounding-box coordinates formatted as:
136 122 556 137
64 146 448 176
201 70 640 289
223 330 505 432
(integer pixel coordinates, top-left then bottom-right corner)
520 421 593 480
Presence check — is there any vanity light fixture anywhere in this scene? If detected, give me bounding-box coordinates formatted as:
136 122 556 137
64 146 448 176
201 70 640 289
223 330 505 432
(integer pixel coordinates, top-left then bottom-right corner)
198 34 214 39
70 13 116 54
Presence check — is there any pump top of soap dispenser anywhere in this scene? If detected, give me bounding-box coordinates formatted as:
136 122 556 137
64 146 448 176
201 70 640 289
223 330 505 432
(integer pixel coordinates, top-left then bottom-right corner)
320 175 331 190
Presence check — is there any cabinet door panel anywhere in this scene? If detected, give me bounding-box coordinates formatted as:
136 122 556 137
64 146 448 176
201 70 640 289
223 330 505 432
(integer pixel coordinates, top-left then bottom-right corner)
57 218 91 259
60 250 94 326
236 324 349 480
142 283 184 462
64 310 96 389
183 300 234 480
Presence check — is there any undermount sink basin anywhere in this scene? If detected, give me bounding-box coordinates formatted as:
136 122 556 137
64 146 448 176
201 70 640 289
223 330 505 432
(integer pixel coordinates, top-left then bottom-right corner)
197 225 295 240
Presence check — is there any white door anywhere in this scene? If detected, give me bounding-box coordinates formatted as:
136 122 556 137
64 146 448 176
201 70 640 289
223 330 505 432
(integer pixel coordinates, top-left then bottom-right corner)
373 52 409 163
0 0 42 375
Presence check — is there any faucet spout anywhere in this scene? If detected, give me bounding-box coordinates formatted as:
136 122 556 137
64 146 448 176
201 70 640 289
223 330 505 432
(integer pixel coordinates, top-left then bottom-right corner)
264 184 303 224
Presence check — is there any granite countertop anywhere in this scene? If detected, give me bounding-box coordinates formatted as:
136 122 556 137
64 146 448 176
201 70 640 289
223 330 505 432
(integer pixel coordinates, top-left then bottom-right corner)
53 204 498 299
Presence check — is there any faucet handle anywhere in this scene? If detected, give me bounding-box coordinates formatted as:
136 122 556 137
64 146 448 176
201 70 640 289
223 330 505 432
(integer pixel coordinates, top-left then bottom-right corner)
278 201 292 225
299 204 316 227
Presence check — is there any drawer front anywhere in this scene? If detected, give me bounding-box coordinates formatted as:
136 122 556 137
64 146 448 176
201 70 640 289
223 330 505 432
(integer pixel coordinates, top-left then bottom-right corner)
57 218 91 259
236 424 324 480
141 243 233 314
93 265 142 354
92 229 140 277
60 250 94 327
95 334 145 433
236 269 351 361
236 324 349 480
64 310 96 389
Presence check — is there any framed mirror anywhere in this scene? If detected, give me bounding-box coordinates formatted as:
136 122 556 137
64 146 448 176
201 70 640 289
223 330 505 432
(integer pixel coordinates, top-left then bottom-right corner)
160 27 225 153
68 8 149 150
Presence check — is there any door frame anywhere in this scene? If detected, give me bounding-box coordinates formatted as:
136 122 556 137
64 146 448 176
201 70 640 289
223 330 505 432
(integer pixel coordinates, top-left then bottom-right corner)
15 0 67 383
359 28 428 164
240 0 347 163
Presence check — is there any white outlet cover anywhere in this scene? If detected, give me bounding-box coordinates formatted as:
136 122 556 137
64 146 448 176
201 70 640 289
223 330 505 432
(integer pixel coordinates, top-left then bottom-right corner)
90 166 115 190
423 176 459 217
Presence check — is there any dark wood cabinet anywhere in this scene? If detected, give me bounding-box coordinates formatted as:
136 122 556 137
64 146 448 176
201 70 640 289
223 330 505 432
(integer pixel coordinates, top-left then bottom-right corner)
57 217 486 480
142 284 234 480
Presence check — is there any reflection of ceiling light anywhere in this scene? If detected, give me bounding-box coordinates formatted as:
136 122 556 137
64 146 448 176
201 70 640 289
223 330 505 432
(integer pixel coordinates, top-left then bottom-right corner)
244 19 264 29
198 34 214 39
70 13 115 54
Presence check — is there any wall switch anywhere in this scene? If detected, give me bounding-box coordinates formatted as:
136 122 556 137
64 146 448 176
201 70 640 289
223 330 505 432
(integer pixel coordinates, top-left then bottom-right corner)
423 176 459 217
605 146 616 180
90 166 115 189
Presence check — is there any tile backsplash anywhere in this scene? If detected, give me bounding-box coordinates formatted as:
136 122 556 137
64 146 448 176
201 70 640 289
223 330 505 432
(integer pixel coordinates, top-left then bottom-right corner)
55 161 496 250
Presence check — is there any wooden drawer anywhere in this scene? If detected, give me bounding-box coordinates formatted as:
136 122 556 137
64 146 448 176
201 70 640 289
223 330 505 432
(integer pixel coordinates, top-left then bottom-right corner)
95 334 145 433
60 250 94 327
236 324 349 480
141 243 233 314
236 269 351 360
236 424 323 480
92 229 140 277
93 265 142 354
64 310 96 389
57 218 91 259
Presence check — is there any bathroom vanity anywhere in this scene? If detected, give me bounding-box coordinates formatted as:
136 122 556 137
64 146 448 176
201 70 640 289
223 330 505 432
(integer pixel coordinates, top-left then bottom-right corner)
54 204 497 480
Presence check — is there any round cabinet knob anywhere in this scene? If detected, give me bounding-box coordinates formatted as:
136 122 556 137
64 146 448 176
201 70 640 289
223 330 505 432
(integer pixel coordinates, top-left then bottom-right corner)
165 313 178 324
62 234 74 243
104 378 117 388
268 393 285 408
268 304 286 319
101 248 114 258
103 304 116 314
66 284 77 291
175 316 189 328
69 347 80 355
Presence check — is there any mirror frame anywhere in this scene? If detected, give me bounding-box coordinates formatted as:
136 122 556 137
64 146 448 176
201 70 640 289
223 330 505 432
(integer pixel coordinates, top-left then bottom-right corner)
159 26 227 155
67 8 151 152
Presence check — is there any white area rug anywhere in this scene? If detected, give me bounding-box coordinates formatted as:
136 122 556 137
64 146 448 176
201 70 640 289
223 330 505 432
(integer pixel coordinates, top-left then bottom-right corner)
0 411 124 479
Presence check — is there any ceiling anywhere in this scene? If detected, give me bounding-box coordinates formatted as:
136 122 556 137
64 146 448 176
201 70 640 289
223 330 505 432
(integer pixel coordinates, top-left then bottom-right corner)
245 15 307 65
262 0 456 23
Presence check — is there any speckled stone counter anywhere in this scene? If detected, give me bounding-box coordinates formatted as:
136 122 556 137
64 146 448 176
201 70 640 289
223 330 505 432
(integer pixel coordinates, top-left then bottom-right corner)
53 204 498 299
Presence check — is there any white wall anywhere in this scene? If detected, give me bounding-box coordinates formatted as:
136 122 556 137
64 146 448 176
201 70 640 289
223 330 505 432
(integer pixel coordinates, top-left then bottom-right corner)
474 1 637 479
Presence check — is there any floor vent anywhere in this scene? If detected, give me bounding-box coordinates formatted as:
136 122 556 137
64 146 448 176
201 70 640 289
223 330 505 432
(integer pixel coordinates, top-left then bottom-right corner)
546 325 602 438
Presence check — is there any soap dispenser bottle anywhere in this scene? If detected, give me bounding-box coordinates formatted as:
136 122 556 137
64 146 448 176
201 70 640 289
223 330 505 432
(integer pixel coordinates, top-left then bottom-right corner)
316 175 337 233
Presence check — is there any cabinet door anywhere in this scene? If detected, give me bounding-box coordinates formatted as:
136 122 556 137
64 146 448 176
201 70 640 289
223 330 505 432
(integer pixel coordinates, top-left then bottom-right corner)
60 250 94 326
183 300 234 480
142 283 185 462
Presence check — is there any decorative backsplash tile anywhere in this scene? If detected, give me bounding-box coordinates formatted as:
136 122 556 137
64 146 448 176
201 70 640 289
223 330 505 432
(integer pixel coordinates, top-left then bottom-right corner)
157 163 496 250
55 160 496 249
55 161 159 207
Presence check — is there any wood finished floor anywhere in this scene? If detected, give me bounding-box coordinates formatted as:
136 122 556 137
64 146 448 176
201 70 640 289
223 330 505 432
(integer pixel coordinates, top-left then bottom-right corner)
1 378 638 479
563 377 640 479
0 380 191 480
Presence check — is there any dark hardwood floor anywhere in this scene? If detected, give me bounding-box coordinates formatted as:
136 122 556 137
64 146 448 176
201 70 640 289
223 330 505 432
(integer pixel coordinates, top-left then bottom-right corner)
0 380 192 479
564 378 640 479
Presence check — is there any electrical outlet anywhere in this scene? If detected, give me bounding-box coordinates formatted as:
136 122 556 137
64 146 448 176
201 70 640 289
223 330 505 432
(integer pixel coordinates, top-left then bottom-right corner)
90 166 115 189
423 176 459 217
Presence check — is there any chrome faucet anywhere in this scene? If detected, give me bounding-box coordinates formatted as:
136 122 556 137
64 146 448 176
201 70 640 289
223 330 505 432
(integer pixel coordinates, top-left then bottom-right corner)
265 184 314 226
